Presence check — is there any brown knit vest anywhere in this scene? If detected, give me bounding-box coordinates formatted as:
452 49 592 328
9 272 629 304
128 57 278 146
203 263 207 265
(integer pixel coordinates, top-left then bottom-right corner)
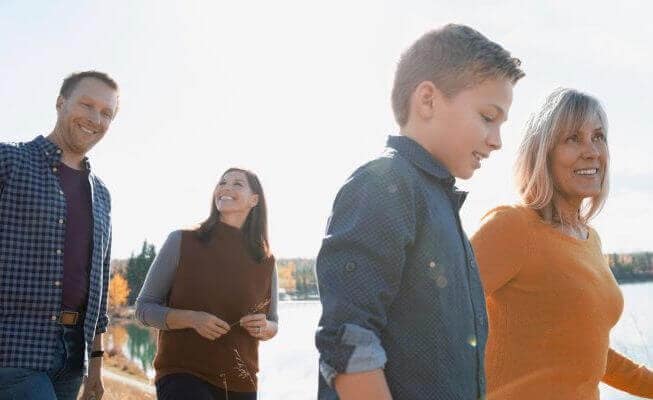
154 222 273 392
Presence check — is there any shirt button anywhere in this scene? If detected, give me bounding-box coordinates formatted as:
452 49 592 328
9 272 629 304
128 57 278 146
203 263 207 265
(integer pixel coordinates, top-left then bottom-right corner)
58 218 64 224
56 149 62 154
52 167 58 173
344 262 356 272
59 190 64 196
54 281 61 287
51 315 57 321
56 249 62 255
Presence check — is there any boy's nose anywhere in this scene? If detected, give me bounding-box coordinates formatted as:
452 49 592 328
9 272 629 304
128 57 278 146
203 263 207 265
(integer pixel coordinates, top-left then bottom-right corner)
487 128 502 151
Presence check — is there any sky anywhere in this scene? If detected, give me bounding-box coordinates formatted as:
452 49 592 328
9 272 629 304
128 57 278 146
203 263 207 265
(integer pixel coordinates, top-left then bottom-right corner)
1 0 652 259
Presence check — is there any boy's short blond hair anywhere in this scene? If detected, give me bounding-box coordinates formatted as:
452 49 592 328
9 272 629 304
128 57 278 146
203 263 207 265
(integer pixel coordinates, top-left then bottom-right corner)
391 24 524 127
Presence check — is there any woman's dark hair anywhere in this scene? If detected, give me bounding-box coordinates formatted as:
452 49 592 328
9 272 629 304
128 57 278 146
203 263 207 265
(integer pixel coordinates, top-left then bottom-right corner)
196 168 270 262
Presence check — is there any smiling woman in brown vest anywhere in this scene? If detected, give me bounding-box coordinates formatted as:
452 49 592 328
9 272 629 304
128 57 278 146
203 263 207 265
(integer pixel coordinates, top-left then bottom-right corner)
135 168 278 400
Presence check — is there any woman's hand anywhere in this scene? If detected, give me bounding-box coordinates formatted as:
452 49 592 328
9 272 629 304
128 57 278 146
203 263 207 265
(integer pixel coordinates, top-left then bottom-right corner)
187 311 230 340
240 314 278 340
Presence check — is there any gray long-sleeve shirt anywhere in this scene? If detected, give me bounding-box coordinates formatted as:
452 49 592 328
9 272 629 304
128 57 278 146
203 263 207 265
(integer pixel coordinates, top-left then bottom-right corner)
135 230 279 330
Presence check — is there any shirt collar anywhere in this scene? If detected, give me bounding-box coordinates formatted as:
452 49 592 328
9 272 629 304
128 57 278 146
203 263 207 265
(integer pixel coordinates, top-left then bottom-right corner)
386 135 468 209
450 189 468 211
33 135 92 171
386 135 453 182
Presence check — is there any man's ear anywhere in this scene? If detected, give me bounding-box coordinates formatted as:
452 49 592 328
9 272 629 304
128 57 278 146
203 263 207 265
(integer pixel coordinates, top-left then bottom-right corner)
56 96 65 112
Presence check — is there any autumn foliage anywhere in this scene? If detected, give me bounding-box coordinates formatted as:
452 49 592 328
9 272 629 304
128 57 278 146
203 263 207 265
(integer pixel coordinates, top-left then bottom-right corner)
108 272 130 311
277 261 297 292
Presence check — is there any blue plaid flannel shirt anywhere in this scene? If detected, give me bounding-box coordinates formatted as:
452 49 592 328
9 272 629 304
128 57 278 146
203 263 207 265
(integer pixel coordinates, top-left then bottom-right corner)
316 135 488 400
0 135 111 372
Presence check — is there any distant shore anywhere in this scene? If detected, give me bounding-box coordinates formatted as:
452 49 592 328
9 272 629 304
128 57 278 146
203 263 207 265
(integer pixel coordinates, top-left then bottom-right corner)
616 276 653 285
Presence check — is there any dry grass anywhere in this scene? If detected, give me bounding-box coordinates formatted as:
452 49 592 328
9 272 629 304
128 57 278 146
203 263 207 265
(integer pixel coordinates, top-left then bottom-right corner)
100 376 155 400
232 347 255 388
229 297 272 328
76 375 154 400
103 353 149 382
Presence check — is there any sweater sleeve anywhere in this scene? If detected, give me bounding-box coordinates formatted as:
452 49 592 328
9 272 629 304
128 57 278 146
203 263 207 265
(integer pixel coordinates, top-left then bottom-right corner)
134 230 182 330
470 206 530 295
267 262 279 323
602 347 653 398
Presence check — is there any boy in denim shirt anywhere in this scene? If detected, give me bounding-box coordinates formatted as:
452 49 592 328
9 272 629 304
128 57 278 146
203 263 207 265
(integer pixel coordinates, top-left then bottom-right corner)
315 24 524 400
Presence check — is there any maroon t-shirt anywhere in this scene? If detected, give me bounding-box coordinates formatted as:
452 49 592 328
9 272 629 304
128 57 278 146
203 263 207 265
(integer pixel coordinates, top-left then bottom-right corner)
58 163 93 312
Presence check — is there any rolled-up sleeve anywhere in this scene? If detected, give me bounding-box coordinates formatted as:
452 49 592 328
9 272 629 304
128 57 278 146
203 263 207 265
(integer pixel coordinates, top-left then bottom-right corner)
134 230 182 330
315 159 416 386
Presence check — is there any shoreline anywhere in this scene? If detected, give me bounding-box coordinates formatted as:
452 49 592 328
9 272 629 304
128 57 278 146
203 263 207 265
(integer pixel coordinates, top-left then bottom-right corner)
616 277 653 285
111 299 324 321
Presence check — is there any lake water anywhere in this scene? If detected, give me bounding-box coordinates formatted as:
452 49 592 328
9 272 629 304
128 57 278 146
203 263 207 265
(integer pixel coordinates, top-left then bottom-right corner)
600 281 653 399
109 282 652 399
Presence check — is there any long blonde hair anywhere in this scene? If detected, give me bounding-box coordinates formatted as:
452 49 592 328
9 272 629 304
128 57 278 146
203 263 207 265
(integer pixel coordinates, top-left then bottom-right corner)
514 88 609 225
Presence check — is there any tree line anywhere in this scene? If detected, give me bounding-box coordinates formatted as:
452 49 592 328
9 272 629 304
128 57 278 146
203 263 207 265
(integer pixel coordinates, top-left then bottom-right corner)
107 241 321 312
606 252 653 283
107 242 653 313
108 240 156 314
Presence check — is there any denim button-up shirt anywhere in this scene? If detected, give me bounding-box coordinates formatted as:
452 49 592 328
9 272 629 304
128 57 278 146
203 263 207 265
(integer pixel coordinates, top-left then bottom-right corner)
0 136 112 372
316 135 488 399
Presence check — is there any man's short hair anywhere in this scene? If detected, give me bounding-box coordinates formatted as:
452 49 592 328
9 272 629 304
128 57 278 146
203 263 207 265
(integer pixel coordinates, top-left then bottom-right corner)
391 24 525 127
59 71 119 99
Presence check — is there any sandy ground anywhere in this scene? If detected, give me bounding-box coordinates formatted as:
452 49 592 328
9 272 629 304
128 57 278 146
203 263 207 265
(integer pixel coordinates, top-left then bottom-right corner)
99 375 155 400
76 367 155 400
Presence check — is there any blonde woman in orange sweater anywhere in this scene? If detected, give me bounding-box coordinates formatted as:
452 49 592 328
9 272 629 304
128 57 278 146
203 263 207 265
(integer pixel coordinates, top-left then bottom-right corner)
471 88 653 399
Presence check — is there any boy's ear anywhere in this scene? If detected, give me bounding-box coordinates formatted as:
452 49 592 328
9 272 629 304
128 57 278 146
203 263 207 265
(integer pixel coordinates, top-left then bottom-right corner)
413 81 444 120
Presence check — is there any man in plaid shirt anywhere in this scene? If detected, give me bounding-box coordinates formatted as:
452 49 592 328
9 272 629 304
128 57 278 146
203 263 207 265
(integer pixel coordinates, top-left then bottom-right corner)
0 71 119 400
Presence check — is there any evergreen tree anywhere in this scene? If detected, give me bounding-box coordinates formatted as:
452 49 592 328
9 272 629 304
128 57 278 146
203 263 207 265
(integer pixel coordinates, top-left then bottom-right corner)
126 240 157 305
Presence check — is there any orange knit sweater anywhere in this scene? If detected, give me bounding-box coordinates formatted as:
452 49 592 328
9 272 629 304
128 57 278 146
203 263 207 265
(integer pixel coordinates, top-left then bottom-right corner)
471 205 653 399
